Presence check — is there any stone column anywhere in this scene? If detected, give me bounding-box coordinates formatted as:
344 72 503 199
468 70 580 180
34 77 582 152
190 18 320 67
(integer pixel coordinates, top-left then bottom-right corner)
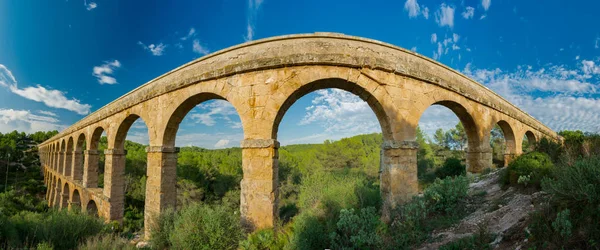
144 146 179 239
72 150 83 181
53 186 60 208
58 150 65 174
466 145 493 173
63 151 72 177
240 139 279 230
103 149 127 221
60 188 69 210
83 150 99 188
380 140 419 222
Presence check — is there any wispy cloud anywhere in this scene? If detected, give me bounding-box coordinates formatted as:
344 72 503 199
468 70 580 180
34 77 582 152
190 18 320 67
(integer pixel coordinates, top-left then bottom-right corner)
192 39 210 55
433 33 462 60
435 3 455 28
595 36 599 49
0 64 91 115
431 33 437 43
92 60 121 85
245 0 265 41
462 6 475 19
138 41 167 56
175 132 244 149
404 0 421 18
482 0 491 11
84 0 97 11
180 28 196 41
38 110 58 117
189 100 241 129
0 109 66 133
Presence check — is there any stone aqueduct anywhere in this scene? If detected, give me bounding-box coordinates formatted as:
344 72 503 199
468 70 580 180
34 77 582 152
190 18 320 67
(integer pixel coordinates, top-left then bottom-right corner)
37 33 559 236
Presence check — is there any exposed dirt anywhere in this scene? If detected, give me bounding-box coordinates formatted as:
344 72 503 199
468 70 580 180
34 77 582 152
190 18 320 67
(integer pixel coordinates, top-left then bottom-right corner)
417 170 547 249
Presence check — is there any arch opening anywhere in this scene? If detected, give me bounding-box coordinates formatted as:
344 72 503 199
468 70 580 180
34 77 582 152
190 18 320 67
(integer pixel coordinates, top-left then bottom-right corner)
59 140 66 174
90 127 106 188
523 131 536 153
61 183 70 209
54 179 62 207
74 133 86 181
491 121 516 167
86 200 98 217
274 79 389 224
72 189 81 211
64 137 74 177
111 114 149 234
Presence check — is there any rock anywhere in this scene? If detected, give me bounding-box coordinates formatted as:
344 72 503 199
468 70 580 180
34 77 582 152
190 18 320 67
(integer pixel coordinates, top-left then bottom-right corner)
136 241 149 249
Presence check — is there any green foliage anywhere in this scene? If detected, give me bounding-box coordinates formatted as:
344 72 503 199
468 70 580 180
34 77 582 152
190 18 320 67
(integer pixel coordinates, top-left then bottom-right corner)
148 208 176 249
0 209 105 249
36 241 54 250
435 157 466 179
504 152 554 188
239 228 291 250
423 176 469 214
330 207 382 249
169 204 243 250
78 234 138 250
438 224 493 250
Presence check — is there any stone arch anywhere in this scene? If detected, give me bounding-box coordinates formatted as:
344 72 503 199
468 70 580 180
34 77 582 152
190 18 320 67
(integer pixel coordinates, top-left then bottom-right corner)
61 182 70 209
495 120 517 166
162 93 232 147
112 113 149 150
64 137 74 177
89 126 105 150
523 130 536 152
86 199 98 216
415 100 487 173
72 133 86 181
272 78 394 141
71 189 81 210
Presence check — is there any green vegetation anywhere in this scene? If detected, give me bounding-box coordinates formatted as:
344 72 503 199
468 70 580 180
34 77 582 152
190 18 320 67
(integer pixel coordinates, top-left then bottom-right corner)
502 152 554 188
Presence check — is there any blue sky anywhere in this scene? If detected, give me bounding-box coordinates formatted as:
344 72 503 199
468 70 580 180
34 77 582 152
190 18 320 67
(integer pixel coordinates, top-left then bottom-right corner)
1 0 600 148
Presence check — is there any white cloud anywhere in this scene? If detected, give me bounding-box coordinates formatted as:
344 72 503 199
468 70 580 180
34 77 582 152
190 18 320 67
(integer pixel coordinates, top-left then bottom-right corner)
92 60 121 85
435 3 455 28
404 0 421 18
453 33 460 43
175 132 244 149
482 0 491 11
214 139 230 148
0 109 66 133
38 110 58 117
462 6 475 19
411 46 417 52
422 7 430 19
189 100 241 129
138 41 167 56
84 0 97 10
192 39 210 55
180 28 196 41
431 33 437 43
0 64 91 115
299 89 380 135
595 36 599 49
463 62 600 133
576 55 580 60
245 0 265 41
480 14 487 20
418 105 460 136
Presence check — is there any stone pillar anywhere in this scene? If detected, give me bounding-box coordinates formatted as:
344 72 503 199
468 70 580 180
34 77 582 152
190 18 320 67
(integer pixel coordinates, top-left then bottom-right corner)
503 153 516 167
72 150 83 181
60 188 69 210
58 150 65 174
466 146 493 173
53 186 60 207
63 151 72 177
380 140 419 222
103 149 127 221
144 146 179 239
83 150 99 188
240 139 279 230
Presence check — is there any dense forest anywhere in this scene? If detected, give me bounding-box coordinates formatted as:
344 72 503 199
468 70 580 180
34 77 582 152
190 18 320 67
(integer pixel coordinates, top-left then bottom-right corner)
1 126 599 249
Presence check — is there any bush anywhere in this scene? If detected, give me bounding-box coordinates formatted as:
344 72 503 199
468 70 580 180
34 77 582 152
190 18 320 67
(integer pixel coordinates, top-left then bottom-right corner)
435 157 466 179
149 208 176 249
504 152 554 188
424 176 469 214
330 207 382 249
169 204 243 250
78 234 137 250
239 228 290 250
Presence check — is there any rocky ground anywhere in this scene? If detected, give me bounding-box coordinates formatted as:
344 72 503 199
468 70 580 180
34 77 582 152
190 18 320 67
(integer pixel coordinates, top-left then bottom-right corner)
418 170 547 250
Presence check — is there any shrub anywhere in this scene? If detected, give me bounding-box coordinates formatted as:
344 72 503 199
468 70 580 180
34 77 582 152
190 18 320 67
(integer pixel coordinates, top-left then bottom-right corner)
505 152 554 188
423 176 469 214
435 157 466 179
169 204 243 250
239 228 290 250
78 234 138 250
149 208 176 249
289 211 329 250
330 207 382 249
